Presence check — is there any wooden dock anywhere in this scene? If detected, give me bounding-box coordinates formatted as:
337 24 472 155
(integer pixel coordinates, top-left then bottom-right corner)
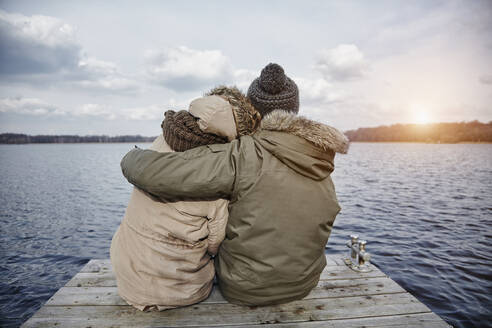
22 255 451 327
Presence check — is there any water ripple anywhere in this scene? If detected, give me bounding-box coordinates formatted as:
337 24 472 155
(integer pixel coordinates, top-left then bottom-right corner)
0 142 491 328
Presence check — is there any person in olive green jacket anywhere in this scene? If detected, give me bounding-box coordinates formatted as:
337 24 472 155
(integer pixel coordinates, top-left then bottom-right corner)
120 63 349 306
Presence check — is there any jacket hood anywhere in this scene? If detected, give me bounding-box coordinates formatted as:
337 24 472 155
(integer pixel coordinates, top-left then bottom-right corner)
189 95 237 142
254 110 349 180
260 110 349 154
206 86 261 137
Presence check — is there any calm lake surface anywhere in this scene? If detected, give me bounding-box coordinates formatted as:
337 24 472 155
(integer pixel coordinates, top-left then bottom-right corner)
0 143 491 327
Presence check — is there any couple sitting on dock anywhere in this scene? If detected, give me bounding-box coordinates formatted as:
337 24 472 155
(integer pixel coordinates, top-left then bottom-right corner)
111 63 349 311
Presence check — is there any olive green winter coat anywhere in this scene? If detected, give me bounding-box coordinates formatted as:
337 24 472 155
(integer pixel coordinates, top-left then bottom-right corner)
121 110 349 306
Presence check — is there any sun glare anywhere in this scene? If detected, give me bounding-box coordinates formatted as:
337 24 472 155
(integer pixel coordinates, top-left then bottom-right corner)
411 104 432 124
415 111 431 124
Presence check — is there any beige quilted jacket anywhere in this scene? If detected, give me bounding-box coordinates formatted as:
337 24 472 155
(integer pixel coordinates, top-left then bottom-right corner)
111 95 235 311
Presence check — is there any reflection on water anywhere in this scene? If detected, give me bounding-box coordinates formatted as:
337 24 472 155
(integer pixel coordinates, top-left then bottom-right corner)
0 143 491 328
330 143 492 328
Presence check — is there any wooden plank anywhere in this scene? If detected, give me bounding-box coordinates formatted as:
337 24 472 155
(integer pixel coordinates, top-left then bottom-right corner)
204 313 452 327
331 256 347 266
49 276 404 306
324 256 338 266
22 293 431 328
66 272 116 287
80 259 112 273
68 265 386 288
69 260 385 288
79 255 348 274
23 255 450 328
202 313 451 327
319 265 386 280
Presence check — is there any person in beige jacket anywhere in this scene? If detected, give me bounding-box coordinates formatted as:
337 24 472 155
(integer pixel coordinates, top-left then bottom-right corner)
110 86 260 311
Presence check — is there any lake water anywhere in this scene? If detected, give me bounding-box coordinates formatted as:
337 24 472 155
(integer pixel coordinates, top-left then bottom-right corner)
0 143 491 327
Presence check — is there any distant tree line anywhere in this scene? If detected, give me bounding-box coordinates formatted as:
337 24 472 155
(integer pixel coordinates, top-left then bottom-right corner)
0 133 156 144
3 120 492 144
344 121 492 143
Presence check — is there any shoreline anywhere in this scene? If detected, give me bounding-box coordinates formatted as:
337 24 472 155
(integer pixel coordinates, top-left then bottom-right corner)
1 141 491 145
0 141 154 145
349 141 492 144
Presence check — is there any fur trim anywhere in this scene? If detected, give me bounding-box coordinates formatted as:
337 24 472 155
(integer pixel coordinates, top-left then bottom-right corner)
206 86 261 137
260 110 349 154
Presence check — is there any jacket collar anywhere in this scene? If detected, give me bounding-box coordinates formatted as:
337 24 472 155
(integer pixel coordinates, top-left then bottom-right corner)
259 110 349 154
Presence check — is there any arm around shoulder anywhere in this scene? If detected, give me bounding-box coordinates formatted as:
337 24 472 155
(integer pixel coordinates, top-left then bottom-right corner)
120 143 238 201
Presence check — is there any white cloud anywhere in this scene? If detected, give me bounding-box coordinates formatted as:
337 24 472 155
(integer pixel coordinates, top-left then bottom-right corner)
0 97 65 115
118 97 191 121
78 57 118 76
119 105 166 121
0 9 81 75
68 57 140 94
315 44 369 81
145 46 234 91
73 103 117 120
75 77 139 93
0 95 189 122
76 57 140 93
233 69 258 91
479 74 492 85
0 10 76 47
1 2 491 135
0 10 139 94
295 77 344 105
71 97 191 121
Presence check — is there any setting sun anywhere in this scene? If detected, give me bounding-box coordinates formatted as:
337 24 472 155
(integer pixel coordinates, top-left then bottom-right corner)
415 111 431 124
411 104 432 124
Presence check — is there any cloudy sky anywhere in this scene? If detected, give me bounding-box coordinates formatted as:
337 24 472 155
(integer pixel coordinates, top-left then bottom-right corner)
0 0 491 136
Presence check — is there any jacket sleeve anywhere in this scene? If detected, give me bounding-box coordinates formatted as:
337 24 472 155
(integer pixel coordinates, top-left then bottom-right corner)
120 142 238 202
206 199 229 256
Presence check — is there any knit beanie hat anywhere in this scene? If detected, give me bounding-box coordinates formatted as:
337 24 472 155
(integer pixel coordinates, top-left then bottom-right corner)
247 63 299 117
206 86 261 137
161 110 227 152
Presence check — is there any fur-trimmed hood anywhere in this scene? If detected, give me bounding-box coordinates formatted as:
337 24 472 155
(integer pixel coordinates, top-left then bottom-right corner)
206 86 261 138
260 110 349 154
252 110 348 180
